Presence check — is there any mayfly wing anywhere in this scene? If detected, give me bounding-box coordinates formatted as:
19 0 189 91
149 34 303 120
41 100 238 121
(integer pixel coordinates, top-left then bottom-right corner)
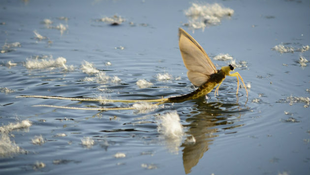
178 28 217 86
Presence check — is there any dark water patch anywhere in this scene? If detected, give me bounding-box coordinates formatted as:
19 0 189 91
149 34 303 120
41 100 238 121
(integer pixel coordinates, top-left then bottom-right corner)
283 117 300 123
53 159 81 165
100 129 141 132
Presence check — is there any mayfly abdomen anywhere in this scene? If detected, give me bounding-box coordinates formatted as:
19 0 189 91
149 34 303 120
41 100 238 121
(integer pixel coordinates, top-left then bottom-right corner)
168 81 218 103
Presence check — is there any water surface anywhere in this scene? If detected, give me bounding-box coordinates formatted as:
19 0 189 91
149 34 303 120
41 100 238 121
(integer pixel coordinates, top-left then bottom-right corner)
0 0 309 175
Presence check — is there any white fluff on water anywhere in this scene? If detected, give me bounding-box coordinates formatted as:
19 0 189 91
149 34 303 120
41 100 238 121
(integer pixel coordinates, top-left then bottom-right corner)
132 102 158 113
42 19 53 25
136 79 153 88
32 135 45 145
272 44 309 53
95 72 110 83
1 42 21 53
246 82 251 89
157 73 172 81
6 61 17 67
272 44 294 53
213 53 233 61
0 87 15 94
230 60 248 68
185 3 234 18
111 76 121 83
33 161 45 170
99 15 126 25
25 57 69 70
81 61 99 75
33 30 46 40
0 120 31 157
54 133 67 137
299 56 308 67
156 111 184 154
0 120 32 133
184 3 234 30
0 133 25 157
287 95 310 108
114 152 126 158
81 137 95 148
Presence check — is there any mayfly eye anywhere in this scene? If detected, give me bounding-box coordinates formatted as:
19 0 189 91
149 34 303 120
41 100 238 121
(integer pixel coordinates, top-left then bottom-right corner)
229 64 234 70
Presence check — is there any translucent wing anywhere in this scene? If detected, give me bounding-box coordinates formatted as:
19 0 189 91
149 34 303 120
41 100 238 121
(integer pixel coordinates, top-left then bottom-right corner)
178 28 217 86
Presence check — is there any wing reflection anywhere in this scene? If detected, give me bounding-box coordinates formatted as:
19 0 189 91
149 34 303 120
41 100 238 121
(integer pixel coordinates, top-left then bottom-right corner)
181 99 244 174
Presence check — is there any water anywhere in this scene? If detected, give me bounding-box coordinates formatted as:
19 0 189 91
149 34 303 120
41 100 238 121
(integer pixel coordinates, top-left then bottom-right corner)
1 0 310 174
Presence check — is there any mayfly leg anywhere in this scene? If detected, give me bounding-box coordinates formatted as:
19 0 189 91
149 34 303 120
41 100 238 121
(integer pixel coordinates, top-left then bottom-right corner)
229 72 248 97
214 82 222 96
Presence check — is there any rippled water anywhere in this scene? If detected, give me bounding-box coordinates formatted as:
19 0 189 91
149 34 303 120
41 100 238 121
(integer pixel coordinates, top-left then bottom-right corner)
1 0 310 175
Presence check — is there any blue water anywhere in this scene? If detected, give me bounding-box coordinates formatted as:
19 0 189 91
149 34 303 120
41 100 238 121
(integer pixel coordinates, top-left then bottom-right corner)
1 0 310 175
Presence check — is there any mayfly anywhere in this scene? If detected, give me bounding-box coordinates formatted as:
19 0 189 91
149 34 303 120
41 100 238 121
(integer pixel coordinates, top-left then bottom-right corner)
18 28 248 111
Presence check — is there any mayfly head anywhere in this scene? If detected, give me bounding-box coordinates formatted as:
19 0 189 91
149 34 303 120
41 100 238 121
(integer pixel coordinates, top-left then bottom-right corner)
221 65 234 75
229 64 234 71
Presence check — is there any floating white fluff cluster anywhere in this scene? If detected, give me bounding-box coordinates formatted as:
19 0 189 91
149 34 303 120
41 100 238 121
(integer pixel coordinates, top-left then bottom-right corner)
25 57 70 70
115 46 125 50
183 19 207 31
96 95 110 105
133 102 158 113
230 60 248 68
42 19 67 33
157 73 173 81
55 23 67 32
33 161 45 170
136 79 153 88
0 87 15 94
81 61 99 75
53 23 68 34
95 72 110 83
184 3 234 30
287 95 310 108
54 133 67 137
252 98 261 103
105 61 112 66
0 120 32 133
213 53 233 61
183 135 196 145
157 111 183 138
33 30 46 40
81 137 95 148
157 111 184 154
141 163 158 169
185 3 234 18
272 44 294 53
114 152 126 158
297 45 310 52
273 44 310 53
32 135 45 145
82 61 116 84
6 61 17 67
299 56 308 67
0 134 24 157
1 42 21 53
0 120 31 157
111 76 121 83
83 77 96 82
99 15 126 24
246 82 251 89
42 19 53 25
